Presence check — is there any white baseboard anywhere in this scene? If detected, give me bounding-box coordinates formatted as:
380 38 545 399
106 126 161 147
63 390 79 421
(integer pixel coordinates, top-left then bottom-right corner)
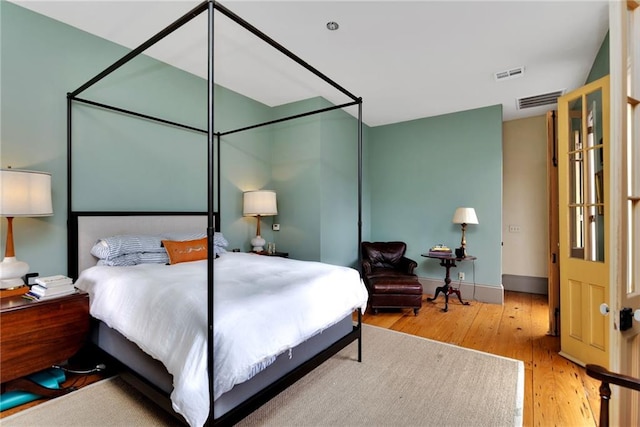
418 277 504 305
502 274 548 295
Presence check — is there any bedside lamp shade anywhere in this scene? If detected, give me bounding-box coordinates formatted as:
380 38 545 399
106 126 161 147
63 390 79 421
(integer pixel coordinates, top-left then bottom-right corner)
452 207 478 226
1 169 53 217
243 190 278 217
0 169 53 288
452 207 478 258
243 190 277 252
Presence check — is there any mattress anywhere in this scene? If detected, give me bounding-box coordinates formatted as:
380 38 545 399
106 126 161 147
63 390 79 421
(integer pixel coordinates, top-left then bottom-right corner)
75 252 368 427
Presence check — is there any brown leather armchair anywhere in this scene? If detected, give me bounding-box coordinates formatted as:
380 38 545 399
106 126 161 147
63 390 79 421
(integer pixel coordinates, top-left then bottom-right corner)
361 241 423 315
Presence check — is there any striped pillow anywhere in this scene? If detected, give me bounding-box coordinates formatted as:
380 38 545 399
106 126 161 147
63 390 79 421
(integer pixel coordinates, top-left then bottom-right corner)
91 235 165 260
91 232 228 264
97 252 170 266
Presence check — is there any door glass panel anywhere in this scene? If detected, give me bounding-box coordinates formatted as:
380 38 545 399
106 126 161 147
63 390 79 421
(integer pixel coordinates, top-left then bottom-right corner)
570 205 585 259
567 89 605 262
568 94 585 260
569 152 583 205
569 97 583 152
585 89 605 262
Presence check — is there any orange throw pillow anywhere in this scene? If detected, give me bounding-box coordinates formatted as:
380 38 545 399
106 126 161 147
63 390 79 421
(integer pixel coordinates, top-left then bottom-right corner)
162 237 208 265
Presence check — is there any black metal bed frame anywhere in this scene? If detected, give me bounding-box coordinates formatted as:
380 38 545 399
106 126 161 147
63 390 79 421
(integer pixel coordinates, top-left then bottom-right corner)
66 1 363 425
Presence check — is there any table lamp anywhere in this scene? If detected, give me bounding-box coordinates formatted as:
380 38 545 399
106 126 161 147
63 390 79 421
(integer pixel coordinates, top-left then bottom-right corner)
452 207 478 258
0 169 53 288
243 190 277 252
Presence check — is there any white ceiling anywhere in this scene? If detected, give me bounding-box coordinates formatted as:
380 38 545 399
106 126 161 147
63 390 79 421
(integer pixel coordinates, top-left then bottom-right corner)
13 0 609 127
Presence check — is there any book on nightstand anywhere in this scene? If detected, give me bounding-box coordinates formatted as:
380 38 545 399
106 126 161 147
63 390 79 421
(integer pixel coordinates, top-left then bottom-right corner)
34 275 73 288
23 287 77 301
24 275 76 301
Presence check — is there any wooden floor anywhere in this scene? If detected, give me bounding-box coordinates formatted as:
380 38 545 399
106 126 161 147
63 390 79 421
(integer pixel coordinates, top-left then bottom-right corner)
362 291 601 427
1 291 600 425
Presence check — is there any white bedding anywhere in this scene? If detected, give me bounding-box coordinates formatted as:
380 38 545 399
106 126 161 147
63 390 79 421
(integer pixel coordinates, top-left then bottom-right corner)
74 252 368 427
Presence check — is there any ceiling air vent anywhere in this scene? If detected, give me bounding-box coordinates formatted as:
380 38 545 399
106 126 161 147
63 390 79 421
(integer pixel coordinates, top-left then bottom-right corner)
494 66 525 81
516 89 565 110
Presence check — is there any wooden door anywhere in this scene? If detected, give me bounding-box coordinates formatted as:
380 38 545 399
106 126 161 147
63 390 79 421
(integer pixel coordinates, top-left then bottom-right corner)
609 1 640 424
558 76 610 368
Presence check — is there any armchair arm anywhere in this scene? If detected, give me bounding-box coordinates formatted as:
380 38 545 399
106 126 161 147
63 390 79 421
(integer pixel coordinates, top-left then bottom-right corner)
398 257 418 275
360 260 374 292
361 260 373 276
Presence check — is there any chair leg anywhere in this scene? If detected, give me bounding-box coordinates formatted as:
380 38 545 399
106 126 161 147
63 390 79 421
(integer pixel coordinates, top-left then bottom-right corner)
413 308 419 315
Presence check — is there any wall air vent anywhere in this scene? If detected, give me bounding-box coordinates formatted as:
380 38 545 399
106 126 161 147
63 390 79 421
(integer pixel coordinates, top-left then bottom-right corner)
516 89 565 110
494 66 525 81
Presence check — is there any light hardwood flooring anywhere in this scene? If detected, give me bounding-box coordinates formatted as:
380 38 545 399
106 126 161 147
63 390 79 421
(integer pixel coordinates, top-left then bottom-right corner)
2 291 600 425
362 291 601 427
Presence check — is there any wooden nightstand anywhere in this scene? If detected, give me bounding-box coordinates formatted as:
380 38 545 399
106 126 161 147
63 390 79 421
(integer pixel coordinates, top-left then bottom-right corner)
0 291 90 395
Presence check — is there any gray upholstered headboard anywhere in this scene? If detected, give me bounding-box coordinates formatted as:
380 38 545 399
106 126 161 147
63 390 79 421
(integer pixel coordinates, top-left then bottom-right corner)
71 213 216 277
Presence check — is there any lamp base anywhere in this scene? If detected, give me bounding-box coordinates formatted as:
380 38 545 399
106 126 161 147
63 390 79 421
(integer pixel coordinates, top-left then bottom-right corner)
455 247 466 258
0 278 26 289
0 257 28 289
251 235 266 252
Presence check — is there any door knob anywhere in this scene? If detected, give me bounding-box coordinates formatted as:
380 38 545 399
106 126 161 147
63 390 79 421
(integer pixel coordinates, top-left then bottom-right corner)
599 303 609 316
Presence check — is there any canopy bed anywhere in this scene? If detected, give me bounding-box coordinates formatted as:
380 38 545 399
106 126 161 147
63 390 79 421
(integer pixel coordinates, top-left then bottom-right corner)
66 1 364 426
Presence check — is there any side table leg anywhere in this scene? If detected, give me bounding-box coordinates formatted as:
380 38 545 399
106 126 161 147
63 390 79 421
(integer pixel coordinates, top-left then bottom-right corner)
441 260 454 312
449 288 470 306
427 285 445 303
443 286 450 312
429 285 451 312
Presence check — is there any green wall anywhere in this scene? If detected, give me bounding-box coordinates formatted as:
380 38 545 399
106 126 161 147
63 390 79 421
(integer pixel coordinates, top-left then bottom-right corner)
271 99 323 261
2 2 502 289
0 2 274 275
1 2 364 275
586 31 609 83
216 86 276 252
369 105 504 288
319 103 361 267
271 98 363 267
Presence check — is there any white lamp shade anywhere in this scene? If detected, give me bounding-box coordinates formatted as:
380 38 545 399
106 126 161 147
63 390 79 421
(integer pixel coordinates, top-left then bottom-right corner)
0 169 53 217
243 190 277 216
452 207 478 225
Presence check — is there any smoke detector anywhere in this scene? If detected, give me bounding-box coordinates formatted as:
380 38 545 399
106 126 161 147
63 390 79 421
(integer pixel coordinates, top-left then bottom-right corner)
516 89 565 109
494 66 525 81
326 21 339 31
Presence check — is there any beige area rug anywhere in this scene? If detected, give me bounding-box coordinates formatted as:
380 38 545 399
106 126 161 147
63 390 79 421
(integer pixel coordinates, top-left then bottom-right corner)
2 325 524 427
1 376 181 427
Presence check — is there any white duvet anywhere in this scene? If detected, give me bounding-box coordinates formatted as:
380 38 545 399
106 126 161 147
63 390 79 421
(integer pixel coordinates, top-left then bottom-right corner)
74 252 368 427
